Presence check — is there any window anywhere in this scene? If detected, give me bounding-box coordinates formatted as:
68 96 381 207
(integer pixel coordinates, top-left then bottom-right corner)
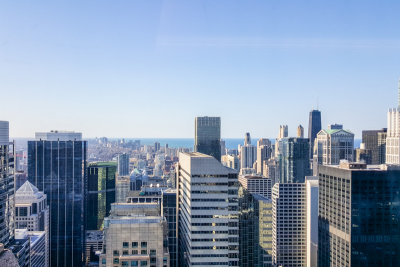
141 242 147 248
141 250 147 254
113 258 119 264
113 250 119 256
132 250 138 254
20 207 28 216
131 261 138 266
150 249 156 256
102 258 106 264
123 250 129 255
132 242 138 248
123 242 129 248
122 261 129 267
140 261 148 266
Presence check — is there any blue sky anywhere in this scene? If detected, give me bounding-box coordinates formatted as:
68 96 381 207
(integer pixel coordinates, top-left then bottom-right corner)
1 0 400 138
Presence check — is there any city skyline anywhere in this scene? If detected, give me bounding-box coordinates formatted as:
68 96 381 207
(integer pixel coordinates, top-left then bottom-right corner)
1 1 400 138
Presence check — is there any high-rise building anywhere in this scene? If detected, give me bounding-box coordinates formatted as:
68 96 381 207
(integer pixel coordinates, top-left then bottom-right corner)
87 162 117 230
263 158 280 185
362 128 387 164
161 189 177 267
154 142 161 152
221 154 240 171
220 139 226 156
256 138 272 174
277 137 310 183
313 124 354 172
272 183 307 267
278 125 288 139
0 120 15 247
238 175 272 199
85 230 103 265
240 133 257 169
386 83 400 164
318 162 400 266
355 143 372 164
238 187 273 267
117 153 130 176
308 110 322 159
27 131 87 267
306 177 318 267
297 125 304 138
177 152 239 267
115 175 130 203
15 181 49 267
194 116 221 161
15 229 47 267
99 203 170 267
10 233 30 267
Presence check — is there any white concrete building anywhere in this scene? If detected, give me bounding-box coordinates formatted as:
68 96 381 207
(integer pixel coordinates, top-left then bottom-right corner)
238 175 272 199
100 203 169 267
306 177 319 267
177 152 239 267
256 138 272 175
272 183 307 267
35 130 82 141
386 105 400 164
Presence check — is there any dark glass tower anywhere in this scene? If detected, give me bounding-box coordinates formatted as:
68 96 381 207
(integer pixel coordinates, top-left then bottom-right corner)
0 121 15 247
161 189 177 267
28 131 87 267
277 137 310 183
87 162 116 230
308 110 322 159
194 116 221 161
318 163 400 266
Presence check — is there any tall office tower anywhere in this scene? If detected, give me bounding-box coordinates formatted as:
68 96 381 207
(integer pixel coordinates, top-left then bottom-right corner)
238 187 273 267
15 181 49 267
15 229 47 267
272 183 307 267
240 133 257 169
27 131 87 267
221 154 240 171
278 125 288 139
244 132 251 145
0 121 15 247
318 162 400 266
194 116 221 161
87 162 117 230
220 139 226 156
306 177 318 267
263 158 280 185
362 128 387 164
238 175 272 199
313 124 354 172
117 153 130 176
297 125 304 138
99 203 170 267
386 83 400 164
154 141 160 152
177 152 239 267
277 137 310 183
161 189 177 267
256 138 272 174
115 175 130 202
308 110 322 159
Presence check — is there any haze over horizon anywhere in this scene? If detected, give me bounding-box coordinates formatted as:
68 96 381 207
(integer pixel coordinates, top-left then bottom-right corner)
1 1 399 138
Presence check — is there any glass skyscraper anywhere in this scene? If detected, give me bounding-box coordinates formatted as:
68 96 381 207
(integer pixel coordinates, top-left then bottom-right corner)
87 162 117 230
194 116 221 161
28 131 87 267
318 163 400 266
308 109 321 159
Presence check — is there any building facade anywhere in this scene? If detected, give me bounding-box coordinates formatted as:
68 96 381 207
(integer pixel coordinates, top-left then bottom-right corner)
117 153 130 176
177 152 239 267
318 163 400 266
308 110 322 160
256 138 272 175
161 189 177 267
27 131 87 267
87 162 117 230
238 175 272 199
99 203 169 267
362 128 387 164
277 137 310 183
272 183 307 267
194 116 221 161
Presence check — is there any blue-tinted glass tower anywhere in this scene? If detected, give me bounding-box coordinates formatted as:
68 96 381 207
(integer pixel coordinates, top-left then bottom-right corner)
28 131 87 267
194 116 221 161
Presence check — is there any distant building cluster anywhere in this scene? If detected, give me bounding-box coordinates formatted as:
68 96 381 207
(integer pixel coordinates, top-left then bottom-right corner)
1 81 400 267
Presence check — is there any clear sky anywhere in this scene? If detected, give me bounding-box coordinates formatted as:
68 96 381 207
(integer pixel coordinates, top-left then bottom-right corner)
1 0 400 138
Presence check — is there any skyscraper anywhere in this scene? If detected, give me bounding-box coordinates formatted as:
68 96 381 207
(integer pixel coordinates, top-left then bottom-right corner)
313 124 354 172
308 110 322 159
0 120 15 247
386 82 400 165
256 138 272 174
318 162 400 266
177 152 239 267
194 116 221 161
277 137 310 183
278 125 288 139
238 175 272 199
117 153 130 176
161 189 177 267
240 133 257 169
272 183 307 267
362 128 387 164
87 162 117 230
28 131 87 267
297 124 304 138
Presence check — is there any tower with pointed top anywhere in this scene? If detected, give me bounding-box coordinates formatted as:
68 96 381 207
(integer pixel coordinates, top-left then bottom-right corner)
386 79 400 164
